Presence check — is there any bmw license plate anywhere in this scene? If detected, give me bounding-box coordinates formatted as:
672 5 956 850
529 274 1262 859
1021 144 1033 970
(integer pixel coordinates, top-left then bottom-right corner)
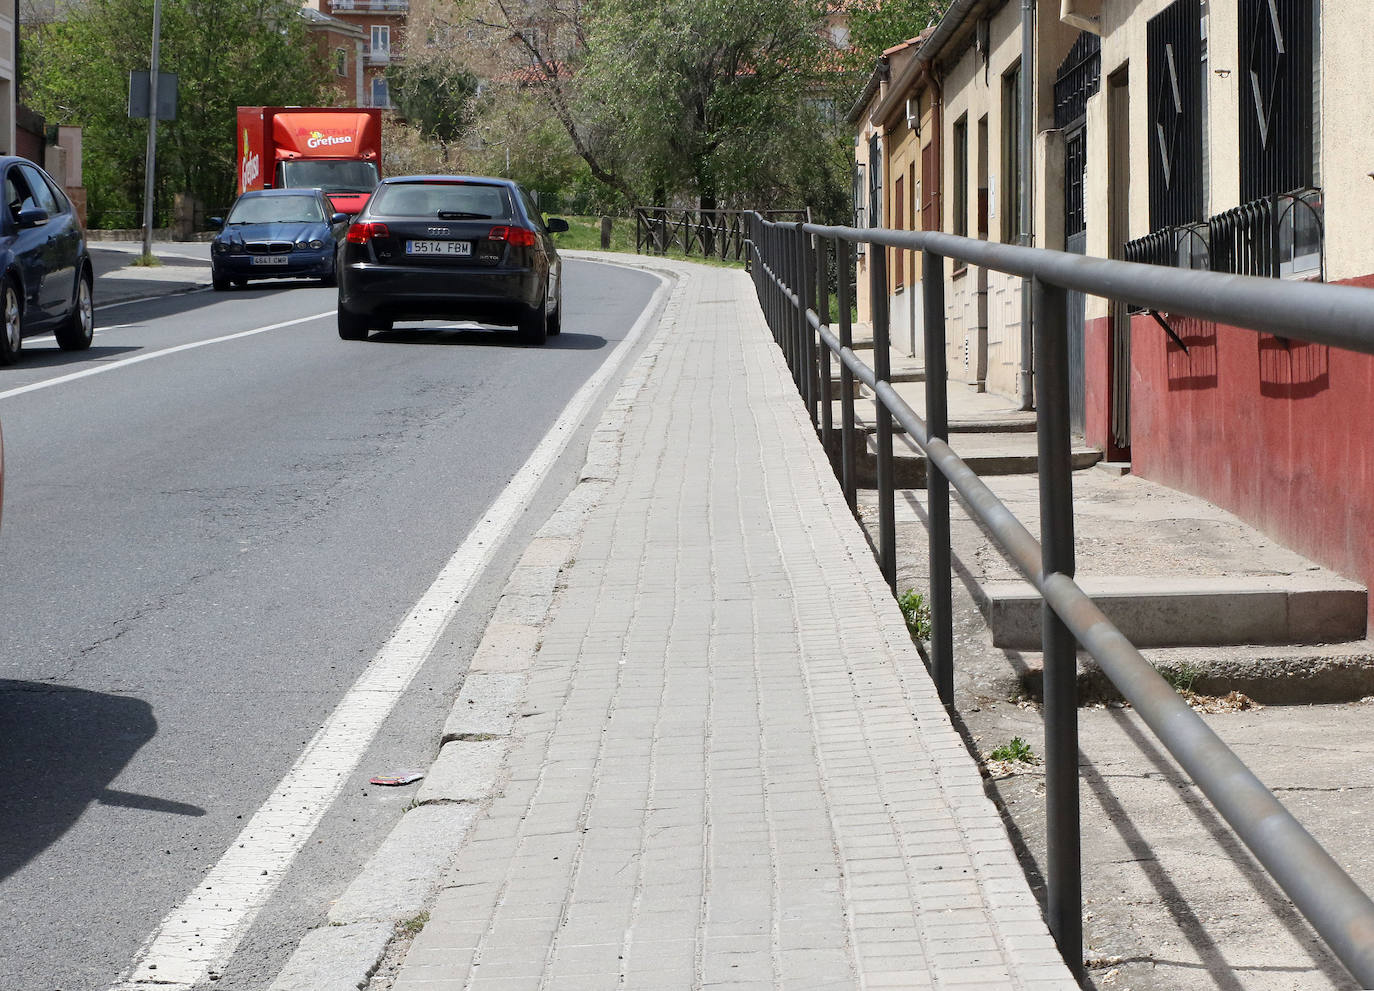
251 256 289 266
406 240 472 256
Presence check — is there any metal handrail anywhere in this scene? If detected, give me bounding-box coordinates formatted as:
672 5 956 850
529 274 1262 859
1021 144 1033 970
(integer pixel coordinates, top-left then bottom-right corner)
747 214 1374 986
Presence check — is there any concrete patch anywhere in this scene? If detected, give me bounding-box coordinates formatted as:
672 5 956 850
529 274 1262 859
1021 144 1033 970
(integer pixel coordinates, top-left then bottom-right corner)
266 920 391 991
328 805 479 925
416 739 506 804
467 621 540 673
442 672 527 741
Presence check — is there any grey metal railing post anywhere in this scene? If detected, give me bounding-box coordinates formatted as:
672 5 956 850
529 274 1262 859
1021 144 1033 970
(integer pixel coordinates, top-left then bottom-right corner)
922 251 954 707
799 224 818 425
790 227 803 384
817 235 833 445
1033 276 1082 975
837 239 858 511
870 238 896 592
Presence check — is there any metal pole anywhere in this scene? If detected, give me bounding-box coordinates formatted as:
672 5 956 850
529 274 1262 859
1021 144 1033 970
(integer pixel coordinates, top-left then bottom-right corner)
923 250 954 706
837 239 857 511
870 237 896 592
1018 0 1036 410
1034 276 1082 975
140 0 163 261
800 225 818 425
817 235 833 447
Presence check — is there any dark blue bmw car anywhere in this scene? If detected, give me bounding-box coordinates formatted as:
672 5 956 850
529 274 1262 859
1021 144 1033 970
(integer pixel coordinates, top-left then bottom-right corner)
0 156 93 365
209 188 349 290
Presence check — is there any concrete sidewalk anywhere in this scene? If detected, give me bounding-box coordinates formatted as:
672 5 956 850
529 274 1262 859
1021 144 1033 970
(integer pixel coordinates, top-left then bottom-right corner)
275 259 1080 990
91 240 212 306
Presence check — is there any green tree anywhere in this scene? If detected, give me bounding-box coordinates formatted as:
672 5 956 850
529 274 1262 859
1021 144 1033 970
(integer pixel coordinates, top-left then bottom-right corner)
386 60 480 153
842 0 947 73
23 0 330 227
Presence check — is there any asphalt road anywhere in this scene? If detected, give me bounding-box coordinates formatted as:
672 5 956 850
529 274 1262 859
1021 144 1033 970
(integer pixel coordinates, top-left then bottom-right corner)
0 260 662 991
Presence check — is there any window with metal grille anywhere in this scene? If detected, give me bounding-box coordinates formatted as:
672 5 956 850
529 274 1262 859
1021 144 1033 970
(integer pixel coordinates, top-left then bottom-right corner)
1238 0 1314 201
1146 0 1204 231
894 174 905 288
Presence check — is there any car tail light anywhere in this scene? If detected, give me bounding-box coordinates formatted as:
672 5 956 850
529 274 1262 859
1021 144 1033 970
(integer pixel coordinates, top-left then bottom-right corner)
488 225 537 248
347 222 390 244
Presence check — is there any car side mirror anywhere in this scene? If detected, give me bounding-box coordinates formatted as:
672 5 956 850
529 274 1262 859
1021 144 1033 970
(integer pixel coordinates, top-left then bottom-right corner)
207 217 224 230
16 206 48 230
331 213 348 225
546 218 569 234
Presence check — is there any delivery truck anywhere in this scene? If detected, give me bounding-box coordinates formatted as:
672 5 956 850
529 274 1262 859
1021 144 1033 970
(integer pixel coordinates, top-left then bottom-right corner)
236 107 383 216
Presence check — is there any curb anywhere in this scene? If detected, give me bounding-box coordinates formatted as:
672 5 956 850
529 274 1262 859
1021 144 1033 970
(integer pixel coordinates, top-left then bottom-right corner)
267 255 695 991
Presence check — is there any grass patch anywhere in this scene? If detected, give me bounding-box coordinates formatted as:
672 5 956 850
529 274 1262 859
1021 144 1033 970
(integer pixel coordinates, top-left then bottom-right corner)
897 589 932 642
989 737 1037 764
130 253 163 267
551 216 747 270
1160 661 1204 695
397 911 430 938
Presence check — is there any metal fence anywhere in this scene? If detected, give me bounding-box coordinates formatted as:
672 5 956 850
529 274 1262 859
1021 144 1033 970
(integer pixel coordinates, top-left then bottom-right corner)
747 213 1374 985
634 207 807 262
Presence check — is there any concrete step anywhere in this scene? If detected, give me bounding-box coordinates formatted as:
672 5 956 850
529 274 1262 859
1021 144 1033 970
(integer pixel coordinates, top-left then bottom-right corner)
847 430 1101 487
1007 641 1374 705
980 573 1368 650
830 403 1038 435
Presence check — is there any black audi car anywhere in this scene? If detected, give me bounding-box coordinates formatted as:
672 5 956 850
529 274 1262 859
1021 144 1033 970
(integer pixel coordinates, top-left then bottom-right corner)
336 175 567 345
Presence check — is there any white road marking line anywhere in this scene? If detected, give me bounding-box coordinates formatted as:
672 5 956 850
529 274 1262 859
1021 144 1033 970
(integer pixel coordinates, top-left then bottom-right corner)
111 271 674 990
0 312 334 402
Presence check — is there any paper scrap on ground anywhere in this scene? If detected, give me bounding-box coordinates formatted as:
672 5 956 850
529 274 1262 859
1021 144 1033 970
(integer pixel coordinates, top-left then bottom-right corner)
369 772 425 786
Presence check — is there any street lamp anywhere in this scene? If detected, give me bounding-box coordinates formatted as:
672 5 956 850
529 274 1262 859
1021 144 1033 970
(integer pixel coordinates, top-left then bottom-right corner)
141 0 162 262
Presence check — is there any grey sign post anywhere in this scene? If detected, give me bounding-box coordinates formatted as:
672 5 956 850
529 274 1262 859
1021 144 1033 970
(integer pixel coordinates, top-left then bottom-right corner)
128 71 178 122
138 0 163 261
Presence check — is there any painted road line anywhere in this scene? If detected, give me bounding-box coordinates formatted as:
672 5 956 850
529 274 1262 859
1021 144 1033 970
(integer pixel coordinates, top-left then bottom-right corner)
111 270 674 990
0 312 335 403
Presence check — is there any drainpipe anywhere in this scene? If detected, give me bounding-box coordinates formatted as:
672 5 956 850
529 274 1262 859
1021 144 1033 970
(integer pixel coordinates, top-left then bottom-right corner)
1018 0 1036 409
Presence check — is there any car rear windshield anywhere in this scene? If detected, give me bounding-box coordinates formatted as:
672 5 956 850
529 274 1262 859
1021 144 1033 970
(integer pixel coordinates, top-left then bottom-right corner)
227 195 326 225
370 182 514 221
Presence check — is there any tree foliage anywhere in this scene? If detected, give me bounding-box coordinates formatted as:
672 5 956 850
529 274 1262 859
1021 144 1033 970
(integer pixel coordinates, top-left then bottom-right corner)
22 0 330 227
842 0 947 73
386 59 480 151
412 0 854 216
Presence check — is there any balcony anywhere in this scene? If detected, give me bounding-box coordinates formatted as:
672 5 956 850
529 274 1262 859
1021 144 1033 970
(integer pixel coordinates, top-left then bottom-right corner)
1125 188 1324 282
330 0 408 13
362 44 398 66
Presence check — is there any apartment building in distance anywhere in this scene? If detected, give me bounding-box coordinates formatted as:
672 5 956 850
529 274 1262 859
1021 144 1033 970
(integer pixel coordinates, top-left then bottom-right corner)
300 0 407 108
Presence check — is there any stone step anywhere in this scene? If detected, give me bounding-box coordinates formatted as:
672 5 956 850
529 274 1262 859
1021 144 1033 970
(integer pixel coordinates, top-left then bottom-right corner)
980 574 1368 650
1005 641 1374 705
846 431 1101 487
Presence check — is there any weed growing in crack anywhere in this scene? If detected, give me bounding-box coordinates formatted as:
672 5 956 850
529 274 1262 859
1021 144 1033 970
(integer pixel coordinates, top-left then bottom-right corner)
897 589 932 641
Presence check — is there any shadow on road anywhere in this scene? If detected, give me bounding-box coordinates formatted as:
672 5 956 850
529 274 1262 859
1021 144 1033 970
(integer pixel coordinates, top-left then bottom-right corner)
0 680 204 882
3 344 142 372
369 327 608 351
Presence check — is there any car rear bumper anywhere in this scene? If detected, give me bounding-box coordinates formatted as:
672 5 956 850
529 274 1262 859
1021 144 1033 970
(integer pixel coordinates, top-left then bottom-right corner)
339 263 542 323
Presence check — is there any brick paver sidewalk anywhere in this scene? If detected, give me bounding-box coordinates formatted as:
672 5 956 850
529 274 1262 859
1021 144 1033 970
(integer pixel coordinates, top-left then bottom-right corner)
392 262 1077 989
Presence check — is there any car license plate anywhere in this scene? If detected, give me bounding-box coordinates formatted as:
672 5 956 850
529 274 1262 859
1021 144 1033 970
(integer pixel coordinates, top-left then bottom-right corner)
251 256 289 266
406 240 472 256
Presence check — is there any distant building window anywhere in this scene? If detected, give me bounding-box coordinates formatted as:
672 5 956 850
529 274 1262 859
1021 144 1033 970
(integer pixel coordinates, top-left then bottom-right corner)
335 48 348 76
371 24 390 55
952 115 968 238
371 75 390 108
1001 62 1021 244
893 174 905 288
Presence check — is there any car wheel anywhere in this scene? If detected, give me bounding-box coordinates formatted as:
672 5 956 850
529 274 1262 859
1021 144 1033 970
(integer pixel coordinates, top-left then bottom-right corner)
0 280 22 365
547 290 563 337
338 306 370 340
233 279 247 289
55 268 94 351
212 267 230 291
518 290 548 346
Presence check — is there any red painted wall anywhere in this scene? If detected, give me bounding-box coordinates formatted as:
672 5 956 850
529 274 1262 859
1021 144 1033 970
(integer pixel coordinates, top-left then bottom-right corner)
1129 274 1374 627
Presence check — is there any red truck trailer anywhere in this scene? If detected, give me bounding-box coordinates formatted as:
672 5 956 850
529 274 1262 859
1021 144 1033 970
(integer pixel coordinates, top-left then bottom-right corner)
236 107 383 215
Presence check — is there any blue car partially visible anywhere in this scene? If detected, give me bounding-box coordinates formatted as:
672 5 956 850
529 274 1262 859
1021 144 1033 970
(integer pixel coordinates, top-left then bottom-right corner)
209 187 349 290
0 156 93 365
